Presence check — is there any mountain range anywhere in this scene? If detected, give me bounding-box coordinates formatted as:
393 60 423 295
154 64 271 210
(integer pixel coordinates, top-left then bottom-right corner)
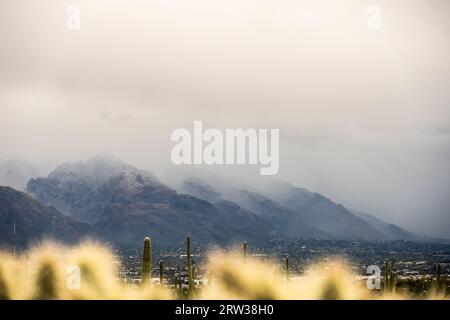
179 177 416 241
0 154 437 249
25 155 275 246
0 186 91 250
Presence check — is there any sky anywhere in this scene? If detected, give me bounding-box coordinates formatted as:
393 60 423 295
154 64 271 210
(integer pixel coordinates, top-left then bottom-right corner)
0 0 449 238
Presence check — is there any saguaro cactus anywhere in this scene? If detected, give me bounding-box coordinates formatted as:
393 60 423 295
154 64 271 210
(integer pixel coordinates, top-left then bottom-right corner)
207 270 212 287
431 278 439 295
192 265 196 286
383 260 390 293
177 277 183 299
437 264 443 283
383 260 397 294
187 235 194 294
243 241 248 262
390 270 397 294
436 263 445 294
159 260 164 286
141 237 152 284
285 256 290 281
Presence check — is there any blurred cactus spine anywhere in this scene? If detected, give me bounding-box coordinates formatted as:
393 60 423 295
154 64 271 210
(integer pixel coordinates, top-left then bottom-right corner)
187 235 194 294
141 237 152 284
34 261 58 299
0 265 10 300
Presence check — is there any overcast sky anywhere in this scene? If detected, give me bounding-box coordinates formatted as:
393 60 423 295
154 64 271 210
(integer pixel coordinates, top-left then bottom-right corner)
0 0 449 238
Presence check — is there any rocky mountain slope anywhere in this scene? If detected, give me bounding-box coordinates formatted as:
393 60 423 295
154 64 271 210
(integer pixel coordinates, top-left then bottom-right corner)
27 155 276 245
180 178 417 241
0 186 91 249
15 154 423 246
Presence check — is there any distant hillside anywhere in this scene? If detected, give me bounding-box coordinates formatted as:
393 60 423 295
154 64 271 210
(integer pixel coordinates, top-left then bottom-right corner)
181 178 332 239
0 186 91 250
27 154 277 246
12 154 439 246
180 178 419 241
351 210 415 240
27 154 168 224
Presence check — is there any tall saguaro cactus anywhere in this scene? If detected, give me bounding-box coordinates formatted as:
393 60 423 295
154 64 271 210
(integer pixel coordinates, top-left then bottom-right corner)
436 263 446 294
383 260 389 293
187 235 194 294
390 270 397 294
285 256 290 281
243 241 248 262
159 260 164 286
177 277 183 299
383 260 397 294
141 237 152 284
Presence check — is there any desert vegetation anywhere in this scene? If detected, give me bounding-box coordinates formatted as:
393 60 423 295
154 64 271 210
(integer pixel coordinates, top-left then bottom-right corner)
0 237 448 300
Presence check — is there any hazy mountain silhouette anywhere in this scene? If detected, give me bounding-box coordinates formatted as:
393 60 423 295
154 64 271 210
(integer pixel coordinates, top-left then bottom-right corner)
180 178 419 241
26 154 276 245
0 154 435 246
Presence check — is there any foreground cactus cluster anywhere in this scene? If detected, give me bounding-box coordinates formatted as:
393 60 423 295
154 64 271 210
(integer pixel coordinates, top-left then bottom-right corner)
138 236 448 300
0 237 447 300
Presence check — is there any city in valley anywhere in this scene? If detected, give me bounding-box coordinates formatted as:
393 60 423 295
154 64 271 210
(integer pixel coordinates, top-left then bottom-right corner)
111 239 450 297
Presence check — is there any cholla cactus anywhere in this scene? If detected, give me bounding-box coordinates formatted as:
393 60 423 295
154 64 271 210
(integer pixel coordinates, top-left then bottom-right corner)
141 237 152 284
320 279 342 300
0 265 10 300
34 261 58 299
